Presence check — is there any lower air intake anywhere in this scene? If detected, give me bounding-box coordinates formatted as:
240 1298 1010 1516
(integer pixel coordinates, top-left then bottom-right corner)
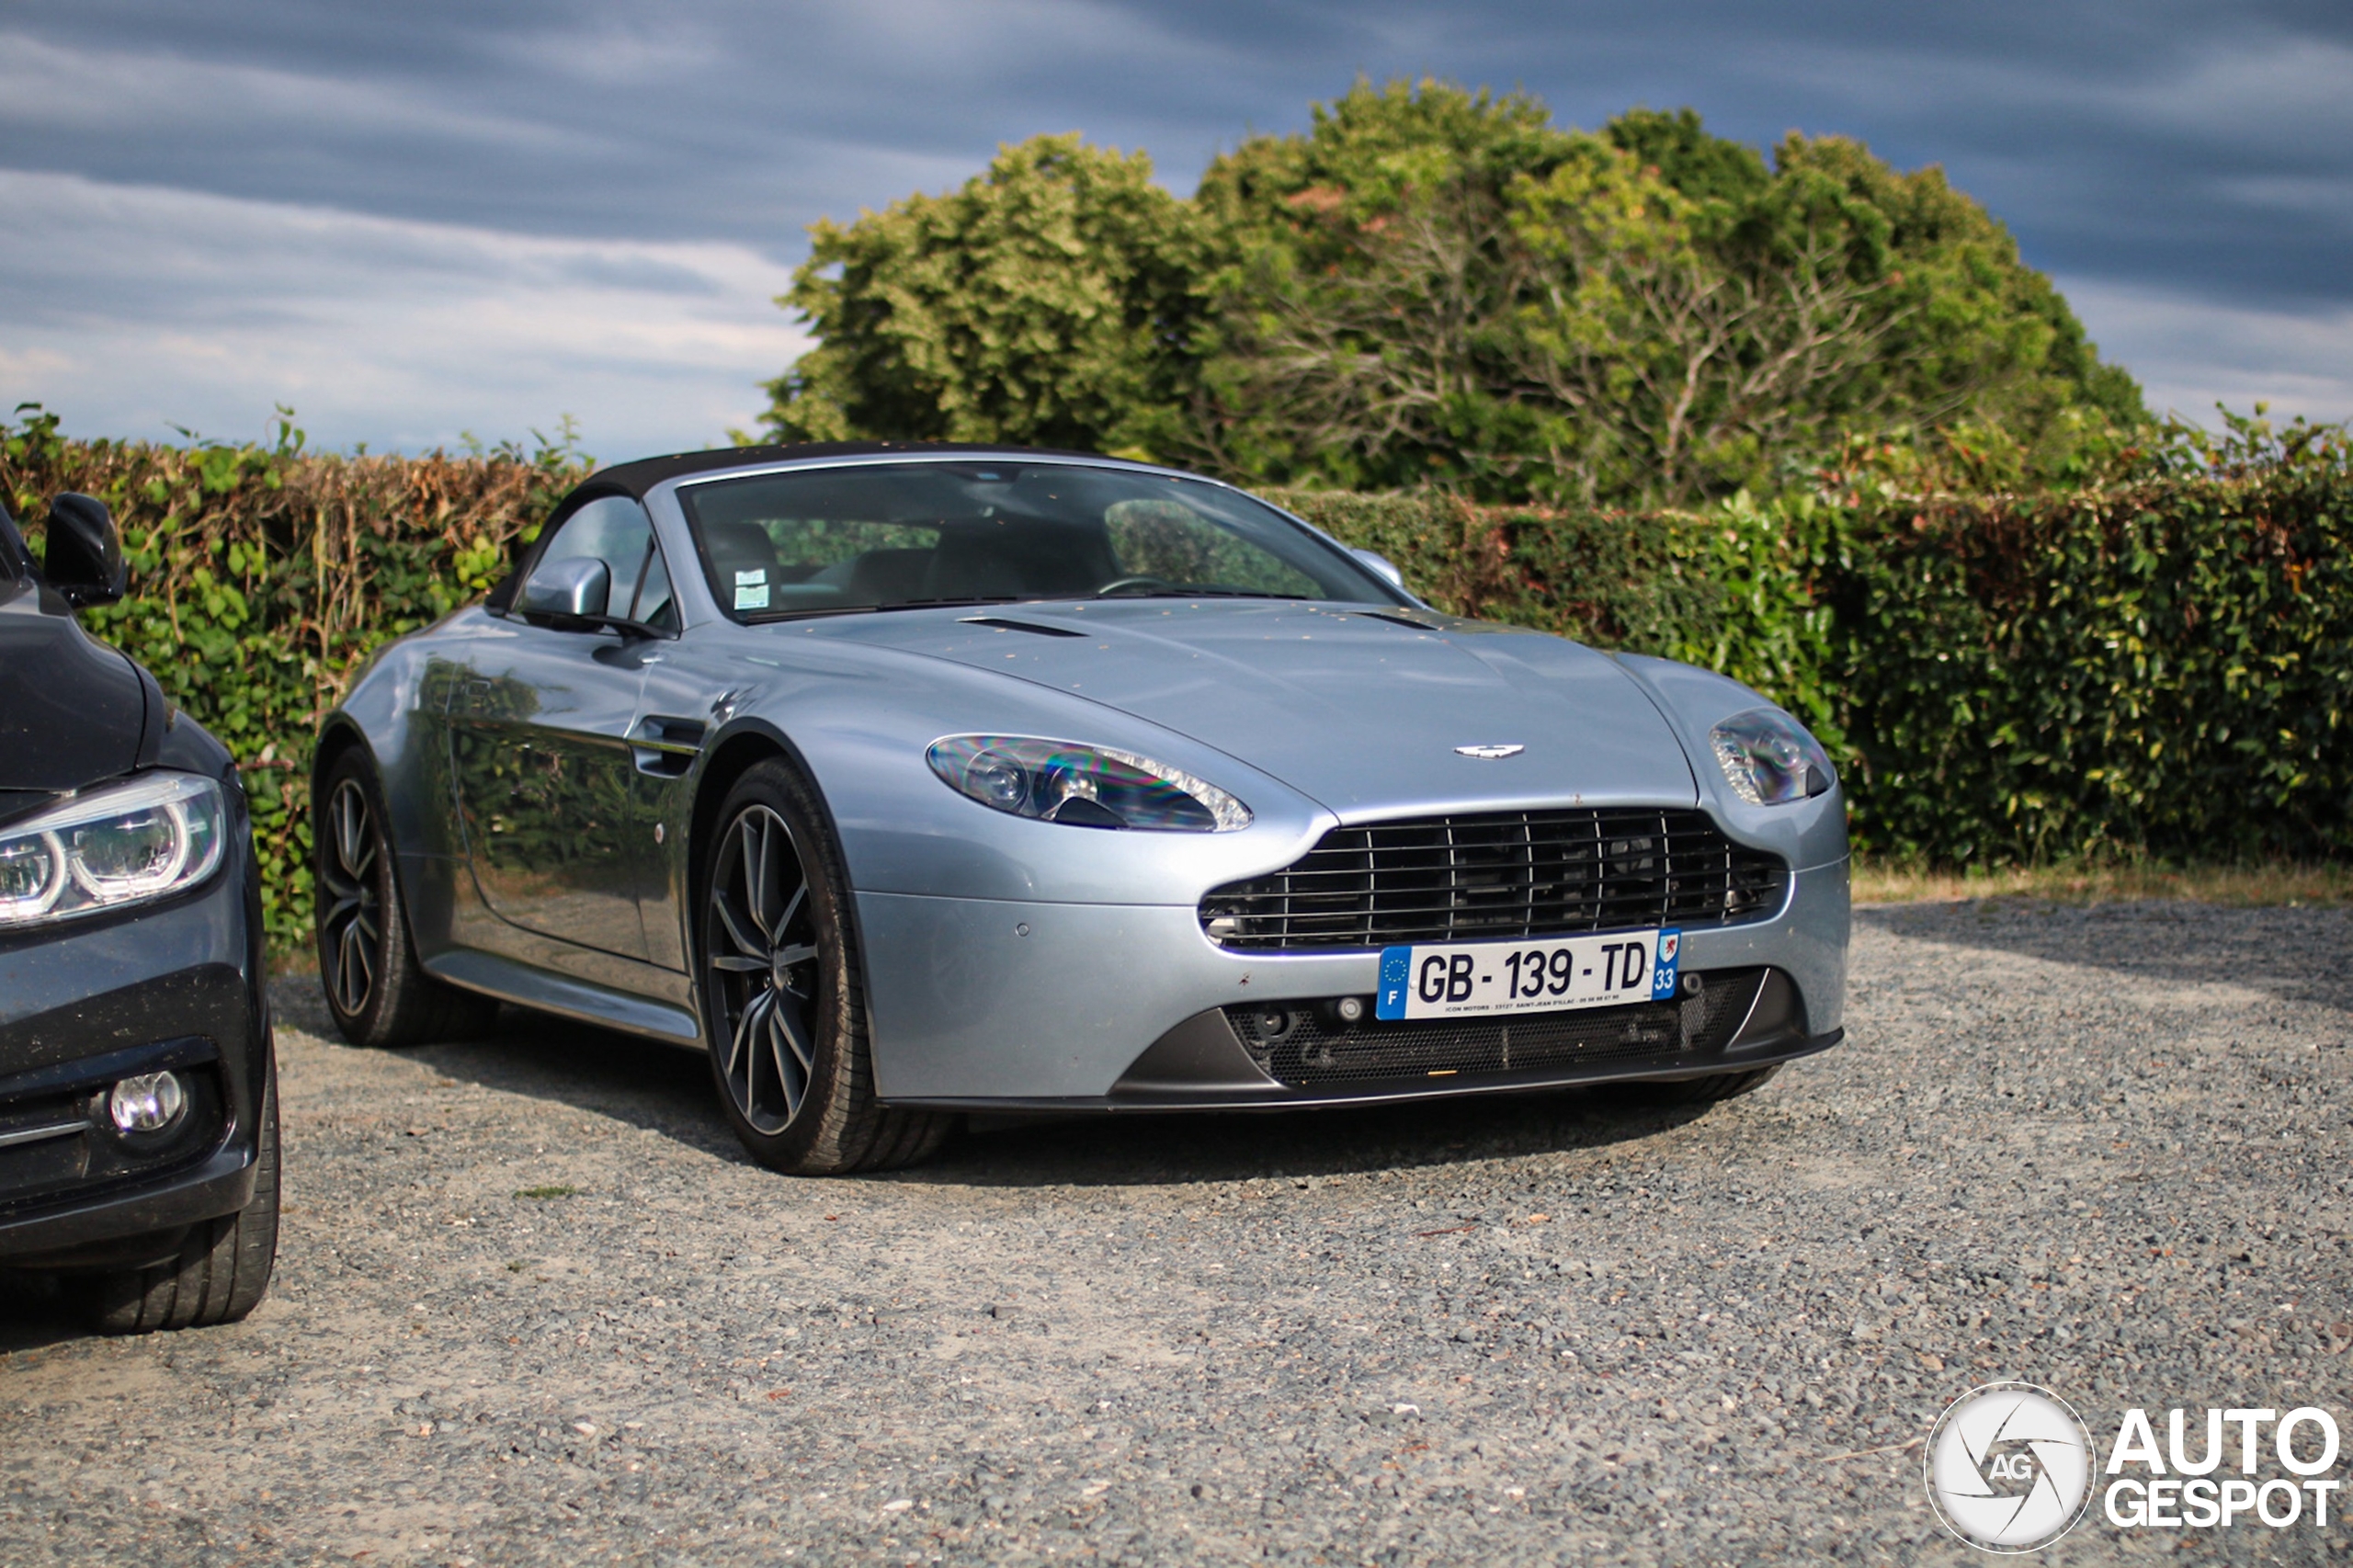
1225 969 1768 1088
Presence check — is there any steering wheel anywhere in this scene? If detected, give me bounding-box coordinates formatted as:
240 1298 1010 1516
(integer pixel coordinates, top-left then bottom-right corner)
1094 575 1176 597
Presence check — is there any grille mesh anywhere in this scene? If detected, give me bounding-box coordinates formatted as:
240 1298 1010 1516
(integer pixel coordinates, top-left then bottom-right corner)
1226 969 1767 1087
1199 808 1787 951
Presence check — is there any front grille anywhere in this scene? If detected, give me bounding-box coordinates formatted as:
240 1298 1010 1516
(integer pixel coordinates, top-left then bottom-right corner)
1199 808 1787 950
1226 968 1767 1087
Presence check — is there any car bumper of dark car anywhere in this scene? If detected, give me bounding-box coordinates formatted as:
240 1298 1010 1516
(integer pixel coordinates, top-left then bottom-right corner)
0 866 267 1267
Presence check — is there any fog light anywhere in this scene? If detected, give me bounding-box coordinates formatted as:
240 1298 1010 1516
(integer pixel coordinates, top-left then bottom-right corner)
108 1072 187 1134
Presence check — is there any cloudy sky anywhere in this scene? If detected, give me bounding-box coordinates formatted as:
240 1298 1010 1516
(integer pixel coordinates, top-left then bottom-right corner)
4 0 2347 458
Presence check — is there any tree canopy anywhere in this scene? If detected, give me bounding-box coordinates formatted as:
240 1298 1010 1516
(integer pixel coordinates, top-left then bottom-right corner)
762 82 2143 506
763 133 1203 459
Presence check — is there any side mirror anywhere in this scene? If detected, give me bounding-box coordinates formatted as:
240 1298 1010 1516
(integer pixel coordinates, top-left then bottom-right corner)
44 493 127 608
1350 547 1406 591
517 556 610 625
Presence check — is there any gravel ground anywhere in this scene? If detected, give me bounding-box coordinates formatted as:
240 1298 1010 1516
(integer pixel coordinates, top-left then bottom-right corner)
4 899 2350 1566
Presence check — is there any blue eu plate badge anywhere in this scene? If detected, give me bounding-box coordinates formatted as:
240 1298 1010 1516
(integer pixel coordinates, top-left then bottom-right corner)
1651 928 1681 1000
1378 948 1413 1019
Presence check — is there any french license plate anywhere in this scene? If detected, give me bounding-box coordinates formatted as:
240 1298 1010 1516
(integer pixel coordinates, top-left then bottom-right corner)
1375 928 1682 1020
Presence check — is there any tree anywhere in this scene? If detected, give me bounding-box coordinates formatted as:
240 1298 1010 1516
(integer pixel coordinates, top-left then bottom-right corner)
762 134 1202 459
763 84 2145 506
1190 84 2144 505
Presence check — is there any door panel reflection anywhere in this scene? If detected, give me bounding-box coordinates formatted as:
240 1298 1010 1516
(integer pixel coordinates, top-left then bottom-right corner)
448 635 654 962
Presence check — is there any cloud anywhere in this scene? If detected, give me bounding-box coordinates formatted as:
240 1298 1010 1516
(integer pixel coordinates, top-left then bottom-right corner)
0 171 807 457
2059 276 2353 426
1 0 2347 447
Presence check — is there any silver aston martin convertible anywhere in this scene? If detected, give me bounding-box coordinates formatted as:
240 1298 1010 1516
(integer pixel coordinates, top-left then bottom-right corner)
313 445 1848 1173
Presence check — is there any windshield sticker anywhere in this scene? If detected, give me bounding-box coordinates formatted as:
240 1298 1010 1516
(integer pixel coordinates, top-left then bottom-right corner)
733 569 769 611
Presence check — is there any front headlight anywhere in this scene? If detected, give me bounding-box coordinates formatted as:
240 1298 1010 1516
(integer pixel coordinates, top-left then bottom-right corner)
926 736 1252 832
0 773 228 928
1708 709 1835 806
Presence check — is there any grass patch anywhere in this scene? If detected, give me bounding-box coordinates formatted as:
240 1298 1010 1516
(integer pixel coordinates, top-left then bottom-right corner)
513 1185 578 1200
1853 858 2353 908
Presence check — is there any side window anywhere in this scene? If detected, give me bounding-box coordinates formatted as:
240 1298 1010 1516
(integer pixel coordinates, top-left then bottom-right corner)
525 494 667 622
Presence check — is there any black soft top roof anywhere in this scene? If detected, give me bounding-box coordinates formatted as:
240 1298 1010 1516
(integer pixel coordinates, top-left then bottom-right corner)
582 441 1119 501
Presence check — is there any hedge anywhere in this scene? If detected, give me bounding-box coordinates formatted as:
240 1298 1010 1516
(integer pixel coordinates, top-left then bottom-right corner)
2 407 583 950
4 404 2345 954
1272 444 2353 865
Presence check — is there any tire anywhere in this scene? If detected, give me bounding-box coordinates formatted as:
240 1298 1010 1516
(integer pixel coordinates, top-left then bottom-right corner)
315 748 498 1049
93 1065 281 1334
1624 1063 1782 1106
698 758 949 1175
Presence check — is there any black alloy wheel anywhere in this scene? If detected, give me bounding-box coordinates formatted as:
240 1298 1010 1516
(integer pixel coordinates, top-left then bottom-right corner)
319 776 382 1020
707 801 823 1134
313 750 497 1049
697 759 949 1175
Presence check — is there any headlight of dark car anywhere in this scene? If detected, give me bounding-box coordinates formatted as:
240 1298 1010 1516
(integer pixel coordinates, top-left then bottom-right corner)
926 736 1252 832
1708 709 1835 806
0 772 228 927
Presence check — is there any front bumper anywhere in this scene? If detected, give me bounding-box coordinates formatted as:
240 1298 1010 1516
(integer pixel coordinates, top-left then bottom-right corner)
0 865 268 1266
858 860 1848 1105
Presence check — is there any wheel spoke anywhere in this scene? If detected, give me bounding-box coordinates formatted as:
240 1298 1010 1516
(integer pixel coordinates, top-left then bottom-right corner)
723 988 767 1085
741 817 772 940
335 787 375 878
336 923 368 1014
768 1006 808 1119
774 1001 816 1074
710 953 767 973
776 881 807 940
773 942 817 968
712 889 767 961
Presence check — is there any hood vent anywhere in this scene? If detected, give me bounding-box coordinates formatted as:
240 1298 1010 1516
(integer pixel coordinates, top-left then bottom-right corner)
958 616 1088 639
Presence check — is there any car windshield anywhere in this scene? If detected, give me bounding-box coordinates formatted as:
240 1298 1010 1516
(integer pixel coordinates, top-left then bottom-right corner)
676 460 1408 621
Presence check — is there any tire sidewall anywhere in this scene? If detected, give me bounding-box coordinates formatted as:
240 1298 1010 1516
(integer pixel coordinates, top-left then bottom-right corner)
697 759 864 1170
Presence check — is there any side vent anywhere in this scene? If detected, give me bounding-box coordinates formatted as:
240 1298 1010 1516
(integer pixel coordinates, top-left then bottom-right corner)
630 716 707 778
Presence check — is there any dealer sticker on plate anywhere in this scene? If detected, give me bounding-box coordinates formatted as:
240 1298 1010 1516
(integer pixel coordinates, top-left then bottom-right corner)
1375 927 1681 1021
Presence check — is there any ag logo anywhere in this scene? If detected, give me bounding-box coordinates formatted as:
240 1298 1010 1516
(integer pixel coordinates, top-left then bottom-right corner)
1925 1382 2093 1552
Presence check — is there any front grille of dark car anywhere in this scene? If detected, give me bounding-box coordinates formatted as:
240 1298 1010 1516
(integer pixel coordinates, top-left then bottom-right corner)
1225 968 1767 1088
1199 808 1788 951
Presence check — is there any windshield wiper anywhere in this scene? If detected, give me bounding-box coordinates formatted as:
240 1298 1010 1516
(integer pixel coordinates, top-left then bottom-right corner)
1084 586 1309 601
873 597 1023 612
745 596 1020 624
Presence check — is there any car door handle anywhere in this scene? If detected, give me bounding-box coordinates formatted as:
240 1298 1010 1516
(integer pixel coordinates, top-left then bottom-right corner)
630 716 706 778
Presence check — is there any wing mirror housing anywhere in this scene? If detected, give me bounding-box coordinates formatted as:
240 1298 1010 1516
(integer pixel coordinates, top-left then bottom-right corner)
1350 547 1406 591
43 493 127 608
516 556 610 626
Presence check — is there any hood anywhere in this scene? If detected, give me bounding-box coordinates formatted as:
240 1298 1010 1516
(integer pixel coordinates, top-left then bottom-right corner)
0 579 151 804
818 600 1697 816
